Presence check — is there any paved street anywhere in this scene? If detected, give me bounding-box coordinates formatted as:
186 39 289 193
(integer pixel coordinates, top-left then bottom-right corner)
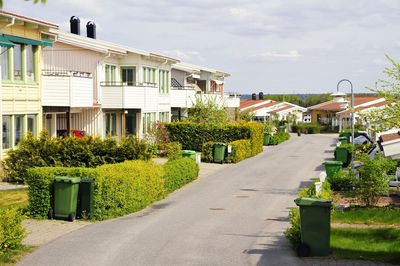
20 134 337 266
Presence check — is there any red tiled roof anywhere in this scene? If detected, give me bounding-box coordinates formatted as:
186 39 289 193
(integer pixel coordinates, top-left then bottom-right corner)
240 99 267 108
337 100 386 116
270 105 294 114
249 101 278 111
309 97 382 111
380 131 400 142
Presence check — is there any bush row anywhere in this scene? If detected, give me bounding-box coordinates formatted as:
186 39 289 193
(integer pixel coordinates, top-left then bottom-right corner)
268 132 291 145
166 121 264 156
4 133 153 183
291 123 321 134
26 158 199 220
0 208 25 260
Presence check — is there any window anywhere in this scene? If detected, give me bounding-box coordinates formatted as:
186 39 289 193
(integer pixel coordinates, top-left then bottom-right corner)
121 67 136 86
27 114 37 136
13 44 22 81
159 112 169 123
105 65 116 84
159 70 169 94
2 115 11 149
105 113 117 136
142 112 156 135
143 67 156 85
14 115 24 146
1 47 9 80
26 45 35 81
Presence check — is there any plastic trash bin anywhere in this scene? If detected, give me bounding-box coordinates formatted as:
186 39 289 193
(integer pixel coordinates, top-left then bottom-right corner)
339 132 351 144
323 161 343 178
335 147 351 167
279 125 286 133
213 143 226 164
52 176 81 222
338 136 348 144
182 150 196 160
295 197 332 257
77 178 94 219
263 133 271 146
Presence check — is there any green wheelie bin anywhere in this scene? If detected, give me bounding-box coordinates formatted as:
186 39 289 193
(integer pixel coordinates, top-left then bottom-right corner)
52 176 81 222
182 150 197 160
323 160 343 178
334 147 350 167
338 136 348 144
213 143 226 164
263 133 271 146
295 197 332 257
339 132 351 144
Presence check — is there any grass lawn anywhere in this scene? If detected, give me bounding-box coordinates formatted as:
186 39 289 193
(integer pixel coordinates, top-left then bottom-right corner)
0 189 28 211
331 227 400 264
332 206 400 225
0 246 35 265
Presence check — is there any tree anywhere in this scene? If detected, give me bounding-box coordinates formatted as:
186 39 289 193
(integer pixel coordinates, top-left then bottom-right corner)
187 96 230 124
0 0 46 8
361 55 400 132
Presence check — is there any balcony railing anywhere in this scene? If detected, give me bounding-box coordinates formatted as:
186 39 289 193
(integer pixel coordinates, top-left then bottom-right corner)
100 81 157 87
42 70 93 78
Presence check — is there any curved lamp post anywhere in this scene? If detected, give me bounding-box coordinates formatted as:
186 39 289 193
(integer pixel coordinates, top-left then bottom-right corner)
337 79 354 146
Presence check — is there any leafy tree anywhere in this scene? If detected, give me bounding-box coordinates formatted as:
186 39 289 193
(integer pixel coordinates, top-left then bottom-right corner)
187 95 230 124
361 55 400 132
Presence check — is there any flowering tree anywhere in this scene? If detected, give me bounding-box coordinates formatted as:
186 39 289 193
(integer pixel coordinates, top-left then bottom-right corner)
361 55 400 132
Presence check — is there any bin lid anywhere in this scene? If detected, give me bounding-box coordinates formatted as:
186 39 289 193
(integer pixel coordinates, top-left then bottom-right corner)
339 136 347 140
214 143 226 147
54 176 81 183
323 160 343 166
294 197 332 207
182 150 196 154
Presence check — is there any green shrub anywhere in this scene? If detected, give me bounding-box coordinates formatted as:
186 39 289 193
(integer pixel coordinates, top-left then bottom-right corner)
226 139 252 163
269 132 290 145
201 141 215 163
0 208 25 260
164 158 199 193
292 123 320 134
3 133 153 183
328 169 356 191
284 208 301 248
298 180 333 201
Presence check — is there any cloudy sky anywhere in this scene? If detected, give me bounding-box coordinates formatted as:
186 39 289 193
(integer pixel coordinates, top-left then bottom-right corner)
3 0 400 94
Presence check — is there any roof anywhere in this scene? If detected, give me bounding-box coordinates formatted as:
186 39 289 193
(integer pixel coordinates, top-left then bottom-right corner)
337 100 386 116
249 101 279 111
173 62 230 77
0 10 58 29
380 131 400 143
240 99 269 109
270 105 295 114
308 96 382 111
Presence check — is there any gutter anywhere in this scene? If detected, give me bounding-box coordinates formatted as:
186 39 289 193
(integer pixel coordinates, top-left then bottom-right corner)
0 17 15 30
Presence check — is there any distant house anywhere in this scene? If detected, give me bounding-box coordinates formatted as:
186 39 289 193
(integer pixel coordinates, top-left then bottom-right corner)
307 93 385 131
378 130 400 160
239 95 306 123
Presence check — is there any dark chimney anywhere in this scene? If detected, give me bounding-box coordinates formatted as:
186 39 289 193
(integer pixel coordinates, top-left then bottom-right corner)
259 92 264 100
86 21 96 39
70 16 80 35
251 93 257 100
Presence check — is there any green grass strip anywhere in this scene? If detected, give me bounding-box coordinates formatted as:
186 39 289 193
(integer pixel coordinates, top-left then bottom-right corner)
332 207 400 225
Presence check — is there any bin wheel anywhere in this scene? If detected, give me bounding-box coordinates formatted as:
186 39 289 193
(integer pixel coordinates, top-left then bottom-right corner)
297 243 311 257
47 209 54 220
67 213 75 222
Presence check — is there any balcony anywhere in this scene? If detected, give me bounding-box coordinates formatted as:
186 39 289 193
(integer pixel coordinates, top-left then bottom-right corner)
170 86 196 108
101 81 160 111
42 70 93 107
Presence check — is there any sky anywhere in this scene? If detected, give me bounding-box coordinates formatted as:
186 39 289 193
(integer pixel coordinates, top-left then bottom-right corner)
3 0 400 94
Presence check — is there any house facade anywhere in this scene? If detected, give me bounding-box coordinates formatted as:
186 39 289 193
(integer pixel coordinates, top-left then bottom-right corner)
0 10 57 158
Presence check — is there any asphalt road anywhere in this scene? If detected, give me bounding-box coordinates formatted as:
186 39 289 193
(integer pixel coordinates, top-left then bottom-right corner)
20 134 337 266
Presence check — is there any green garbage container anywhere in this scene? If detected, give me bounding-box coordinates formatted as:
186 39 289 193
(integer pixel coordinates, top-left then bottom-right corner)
338 136 348 144
263 133 271 146
53 176 81 222
339 132 351 144
182 150 197 160
323 161 343 178
279 125 286 133
77 178 94 219
295 197 332 257
334 147 350 167
213 143 226 164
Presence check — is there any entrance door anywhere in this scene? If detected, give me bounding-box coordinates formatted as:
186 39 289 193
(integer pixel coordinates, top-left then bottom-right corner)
126 111 137 136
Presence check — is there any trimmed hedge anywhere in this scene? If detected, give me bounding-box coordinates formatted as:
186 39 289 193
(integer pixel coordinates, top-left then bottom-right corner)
226 139 252 163
0 208 25 259
164 158 199 193
4 133 153 183
166 121 263 156
201 141 214 162
269 132 291 145
26 159 199 220
292 123 321 134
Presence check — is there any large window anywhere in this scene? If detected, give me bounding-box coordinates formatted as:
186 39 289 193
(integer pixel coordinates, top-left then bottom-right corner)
121 67 136 86
27 114 37 136
159 70 169 94
143 67 156 85
13 44 22 81
26 45 35 81
105 113 117 136
105 65 116 84
158 112 169 123
14 115 24 146
1 47 9 80
2 115 11 149
143 112 156 135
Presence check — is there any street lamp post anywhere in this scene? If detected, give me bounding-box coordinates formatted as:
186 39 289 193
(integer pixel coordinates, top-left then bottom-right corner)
337 79 354 146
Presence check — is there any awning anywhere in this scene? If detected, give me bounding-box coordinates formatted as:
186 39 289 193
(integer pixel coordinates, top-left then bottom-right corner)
2 34 53 47
0 35 14 47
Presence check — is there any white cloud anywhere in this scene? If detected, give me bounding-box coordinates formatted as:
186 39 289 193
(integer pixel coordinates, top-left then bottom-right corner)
254 50 302 61
162 49 205 63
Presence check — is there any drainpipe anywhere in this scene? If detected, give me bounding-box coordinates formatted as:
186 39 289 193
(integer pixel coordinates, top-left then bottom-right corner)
0 17 15 30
